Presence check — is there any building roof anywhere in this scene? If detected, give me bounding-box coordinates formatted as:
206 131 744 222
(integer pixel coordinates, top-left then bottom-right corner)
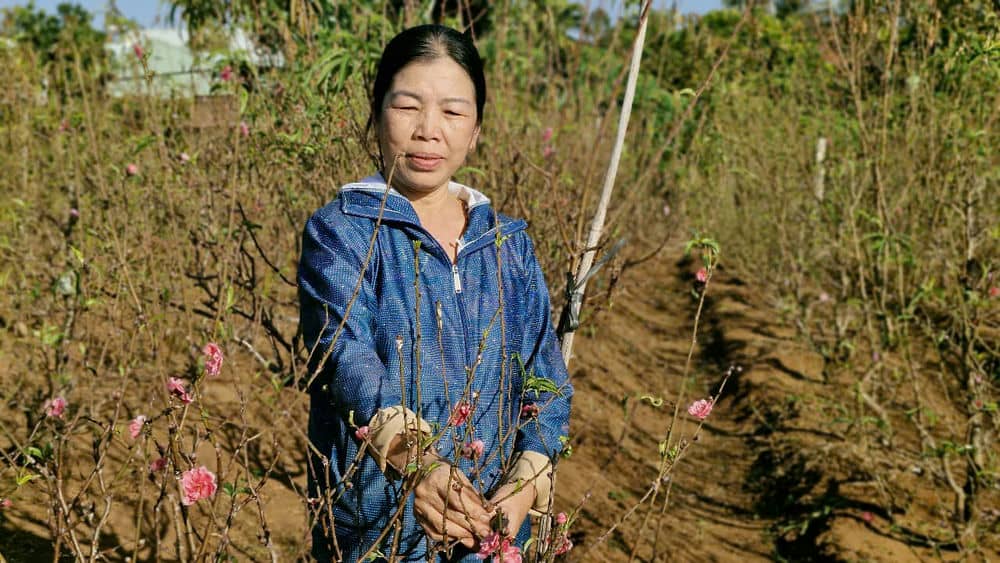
105 27 284 97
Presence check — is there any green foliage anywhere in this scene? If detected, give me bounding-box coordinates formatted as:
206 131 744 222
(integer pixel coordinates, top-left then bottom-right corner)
166 0 497 56
1 2 108 93
2 2 103 58
512 352 565 398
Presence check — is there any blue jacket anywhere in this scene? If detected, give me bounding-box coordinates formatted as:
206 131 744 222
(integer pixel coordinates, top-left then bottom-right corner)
298 174 573 561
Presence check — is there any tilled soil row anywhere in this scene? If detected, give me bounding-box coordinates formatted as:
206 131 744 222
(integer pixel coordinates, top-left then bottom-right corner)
558 246 946 562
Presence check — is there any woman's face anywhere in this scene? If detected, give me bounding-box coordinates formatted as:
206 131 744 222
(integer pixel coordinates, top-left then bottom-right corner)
377 56 480 195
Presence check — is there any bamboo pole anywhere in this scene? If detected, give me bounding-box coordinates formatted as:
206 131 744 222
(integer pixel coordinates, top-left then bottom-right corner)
538 3 654 557
814 136 827 202
560 0 653 368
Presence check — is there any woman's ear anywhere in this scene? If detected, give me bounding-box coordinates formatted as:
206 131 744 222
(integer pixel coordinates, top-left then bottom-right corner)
470 125 481 152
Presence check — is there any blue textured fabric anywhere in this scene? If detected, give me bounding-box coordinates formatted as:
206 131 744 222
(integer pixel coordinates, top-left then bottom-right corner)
298 173 573 562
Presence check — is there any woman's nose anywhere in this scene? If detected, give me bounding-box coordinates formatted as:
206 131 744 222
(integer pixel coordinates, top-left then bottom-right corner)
413 109 442 141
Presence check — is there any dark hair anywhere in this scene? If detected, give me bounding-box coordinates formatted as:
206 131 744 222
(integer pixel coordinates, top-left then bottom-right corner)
369 25 487 129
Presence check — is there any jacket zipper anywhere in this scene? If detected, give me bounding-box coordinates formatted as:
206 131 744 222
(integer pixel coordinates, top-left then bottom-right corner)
451 242 469 371
452 236 467 294
453 263 469 370
452 263 463 293
421 236 469 367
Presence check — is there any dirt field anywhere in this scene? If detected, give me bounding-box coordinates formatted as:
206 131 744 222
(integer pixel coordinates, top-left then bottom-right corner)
0 230 990 562
555 241 998 562
5 230 993 562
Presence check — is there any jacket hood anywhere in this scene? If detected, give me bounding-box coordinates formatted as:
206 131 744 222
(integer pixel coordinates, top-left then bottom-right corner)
338 172 526 258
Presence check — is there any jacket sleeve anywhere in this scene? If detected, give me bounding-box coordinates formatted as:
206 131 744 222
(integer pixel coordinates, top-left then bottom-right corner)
505 234 574 513
298 210 399 428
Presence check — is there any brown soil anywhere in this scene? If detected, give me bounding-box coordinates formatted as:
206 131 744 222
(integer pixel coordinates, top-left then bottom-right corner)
554 244 998 562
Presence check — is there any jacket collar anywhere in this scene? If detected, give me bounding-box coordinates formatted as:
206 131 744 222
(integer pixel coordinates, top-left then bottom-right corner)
339 173 525 257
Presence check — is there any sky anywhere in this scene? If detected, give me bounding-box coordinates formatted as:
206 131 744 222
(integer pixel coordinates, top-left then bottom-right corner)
0 0 725 29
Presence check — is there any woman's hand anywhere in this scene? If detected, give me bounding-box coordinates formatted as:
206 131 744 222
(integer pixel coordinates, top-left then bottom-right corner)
486 482 535 540
412 462 494 548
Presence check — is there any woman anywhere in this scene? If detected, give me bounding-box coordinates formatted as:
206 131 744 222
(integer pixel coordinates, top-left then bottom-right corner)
298 24 573 562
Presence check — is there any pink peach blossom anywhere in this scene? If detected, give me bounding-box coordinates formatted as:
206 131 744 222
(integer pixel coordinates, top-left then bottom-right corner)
220 65 233 82
450 401 472 426
149 457 168 473
553 533 573 555
125 163 139 176
477 532 501 559
128 415 146 439
543 145 555 158
132 43 144 59
69 208 80 218
687 399 713 420
461 439 485 460
497 539 521 563
180 466 217 505
520 403 539 418
861 511 874 523
695 268 709 283
355 425 370 440
555 512 568 525
44 396 67 418
239 121 250 138
541 127 553 143
166 377 193 404
202 342 223 377
0 498 12 508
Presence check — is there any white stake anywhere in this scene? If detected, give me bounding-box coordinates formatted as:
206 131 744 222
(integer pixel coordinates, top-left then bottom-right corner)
560 0 653 368
540 2 653 555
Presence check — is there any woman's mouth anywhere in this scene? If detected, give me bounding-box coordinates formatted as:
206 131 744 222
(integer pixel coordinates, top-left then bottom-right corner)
407 153 444 171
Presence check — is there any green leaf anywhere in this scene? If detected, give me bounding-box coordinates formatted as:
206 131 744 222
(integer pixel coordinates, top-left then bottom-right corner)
39 324 64 347
608 490 629 501
70 246 84 265
524 374 561 397
457 166 486 179
640 394 664 408
133 134 157 154
559 435 573 458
